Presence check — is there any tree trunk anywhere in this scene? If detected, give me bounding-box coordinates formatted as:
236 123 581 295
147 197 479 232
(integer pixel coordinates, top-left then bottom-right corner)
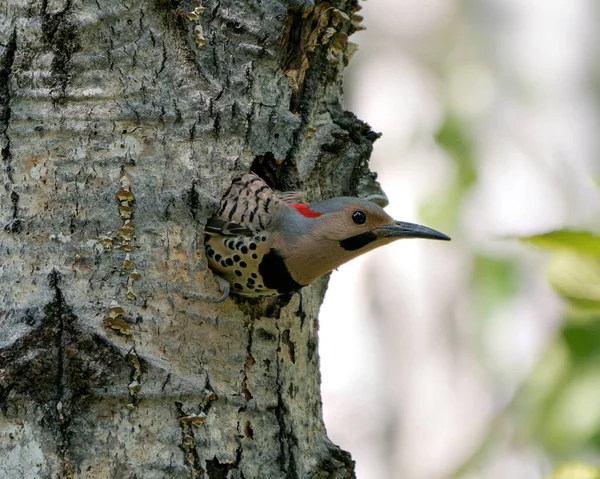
0 0 381 477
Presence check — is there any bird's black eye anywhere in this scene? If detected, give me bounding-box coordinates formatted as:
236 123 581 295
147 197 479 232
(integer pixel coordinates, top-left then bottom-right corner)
352 210 367 225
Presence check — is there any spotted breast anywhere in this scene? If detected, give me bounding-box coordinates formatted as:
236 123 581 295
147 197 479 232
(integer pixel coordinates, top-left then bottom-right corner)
204 173 294 297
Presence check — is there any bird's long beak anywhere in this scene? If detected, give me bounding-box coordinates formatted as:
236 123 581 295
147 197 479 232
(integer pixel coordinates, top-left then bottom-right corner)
375 221 451 241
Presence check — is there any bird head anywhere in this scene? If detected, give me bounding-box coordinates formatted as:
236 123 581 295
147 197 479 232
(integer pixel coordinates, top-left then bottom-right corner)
277 197 450 286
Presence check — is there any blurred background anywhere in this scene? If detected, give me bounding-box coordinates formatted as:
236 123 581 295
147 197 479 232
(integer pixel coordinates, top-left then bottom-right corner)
318 1 600 478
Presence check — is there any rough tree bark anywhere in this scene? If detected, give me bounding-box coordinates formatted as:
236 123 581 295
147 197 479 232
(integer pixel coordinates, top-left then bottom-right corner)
0 0 383 477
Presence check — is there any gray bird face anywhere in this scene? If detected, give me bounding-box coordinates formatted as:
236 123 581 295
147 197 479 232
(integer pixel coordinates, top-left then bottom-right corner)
310 198 449 248
278 197 450 286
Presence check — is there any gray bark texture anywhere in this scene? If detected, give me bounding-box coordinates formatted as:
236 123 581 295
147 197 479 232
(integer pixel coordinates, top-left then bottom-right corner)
0 0 382 477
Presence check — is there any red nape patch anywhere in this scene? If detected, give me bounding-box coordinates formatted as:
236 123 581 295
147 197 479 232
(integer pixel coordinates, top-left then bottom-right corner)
291 203 322 218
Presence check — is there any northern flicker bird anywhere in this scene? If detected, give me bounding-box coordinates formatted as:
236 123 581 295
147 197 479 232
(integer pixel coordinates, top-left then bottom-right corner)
205 173 450 301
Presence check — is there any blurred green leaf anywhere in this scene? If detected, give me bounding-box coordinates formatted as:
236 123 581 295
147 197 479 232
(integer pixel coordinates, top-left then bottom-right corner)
552 463 600 479
539 363 600 451
421 115 477 229
547 253 600 313
419 185 463 230
516 341 571 440
562 321 600 363
520 230 600 256
589 429 600 451
472 255 518 317
517 328 600 454
514 237 600 457
435 115 477 188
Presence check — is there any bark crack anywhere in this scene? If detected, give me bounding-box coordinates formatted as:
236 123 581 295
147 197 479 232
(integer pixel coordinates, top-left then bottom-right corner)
1 28 19 233
46 269 75 477
296 300 306 331
233 319 255 476
275 322 299 479
241 321 255 401
175 386 217 477
187 181 200 220
282 329 296 364
126 347 142 408
175 400 205 477
205 446 243 479
41 0 81 103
